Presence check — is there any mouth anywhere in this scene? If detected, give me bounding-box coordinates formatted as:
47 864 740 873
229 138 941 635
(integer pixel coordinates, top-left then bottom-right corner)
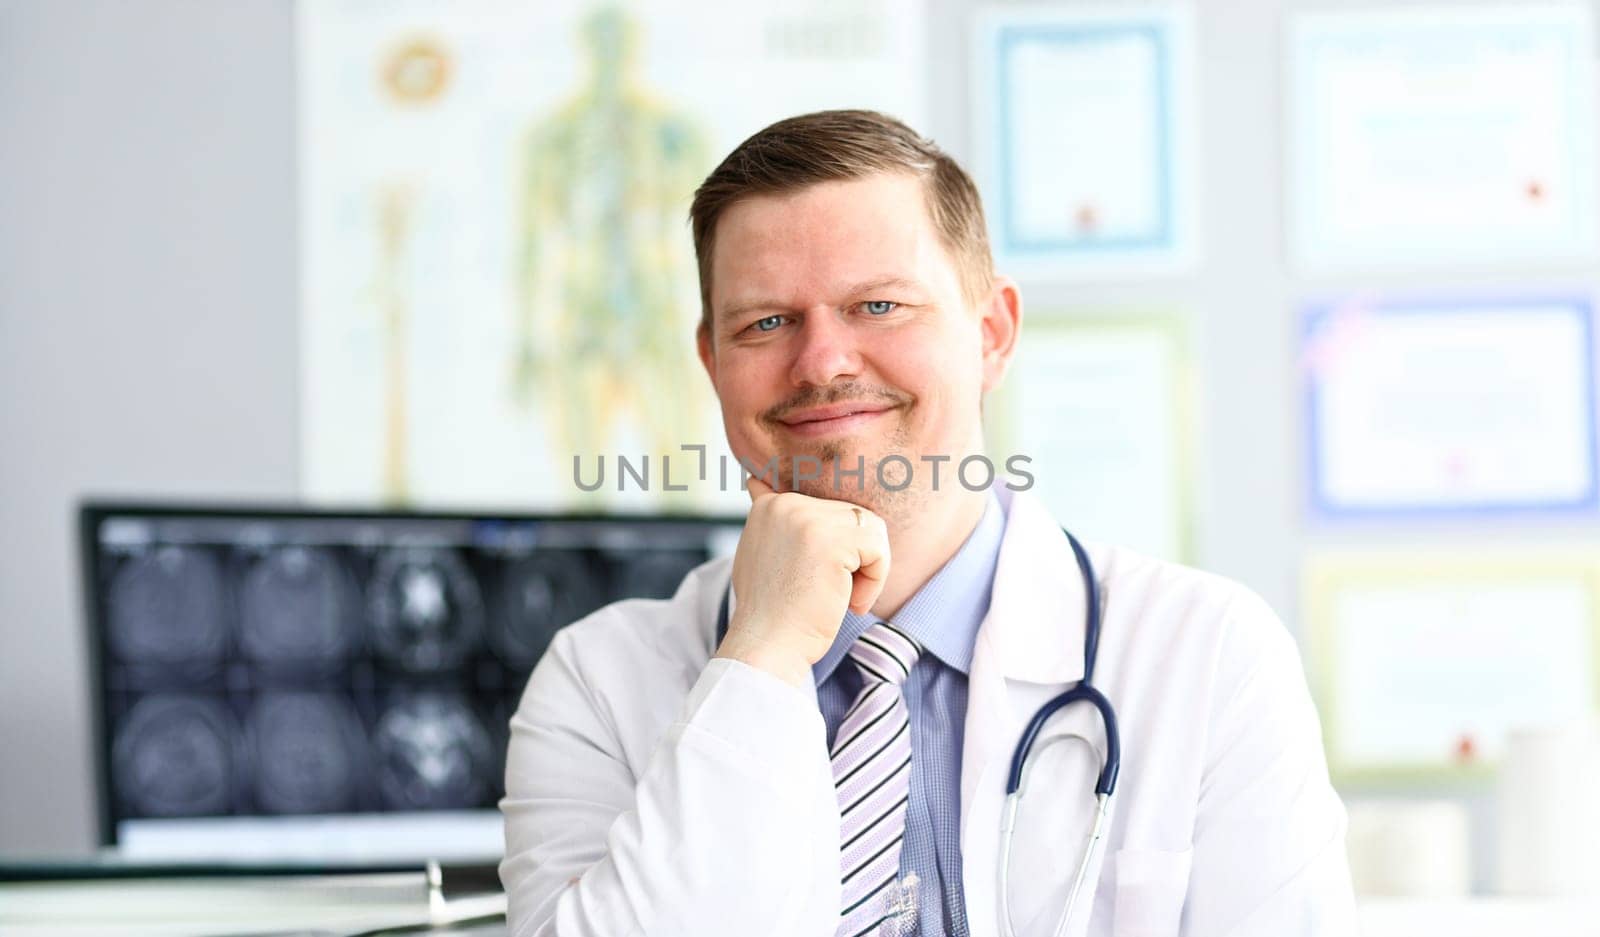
776 403 898 439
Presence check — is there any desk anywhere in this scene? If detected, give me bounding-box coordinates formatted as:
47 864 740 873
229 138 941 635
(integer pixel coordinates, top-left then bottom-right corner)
0 869 505 937
11 876 1596 937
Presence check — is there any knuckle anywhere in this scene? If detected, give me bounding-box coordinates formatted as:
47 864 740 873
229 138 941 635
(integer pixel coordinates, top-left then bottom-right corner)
796 520 827 549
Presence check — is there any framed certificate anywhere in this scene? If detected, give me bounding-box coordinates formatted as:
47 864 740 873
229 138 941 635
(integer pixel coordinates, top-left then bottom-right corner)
972 2 1197 279
1287 5 1598 271
1305 552 1600 783
988 313 1195 562
1303 295 1598 518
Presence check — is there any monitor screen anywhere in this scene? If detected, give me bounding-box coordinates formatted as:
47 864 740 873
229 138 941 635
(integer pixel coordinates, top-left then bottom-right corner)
78 503 741 865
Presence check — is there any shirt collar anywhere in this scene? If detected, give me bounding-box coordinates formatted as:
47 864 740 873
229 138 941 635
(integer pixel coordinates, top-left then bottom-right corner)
812 488 1005 684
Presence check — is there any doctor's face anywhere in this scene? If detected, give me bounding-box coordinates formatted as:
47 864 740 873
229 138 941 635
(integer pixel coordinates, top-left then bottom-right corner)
697 172 1017 521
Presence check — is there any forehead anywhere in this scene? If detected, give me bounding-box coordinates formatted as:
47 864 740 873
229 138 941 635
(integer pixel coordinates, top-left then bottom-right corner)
708 173 954 312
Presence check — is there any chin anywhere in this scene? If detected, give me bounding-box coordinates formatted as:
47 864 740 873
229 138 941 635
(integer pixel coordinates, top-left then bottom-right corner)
772 444 874 494
796 457 926 522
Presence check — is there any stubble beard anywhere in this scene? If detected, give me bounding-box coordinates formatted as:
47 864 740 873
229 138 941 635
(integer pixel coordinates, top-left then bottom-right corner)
777 420 927 528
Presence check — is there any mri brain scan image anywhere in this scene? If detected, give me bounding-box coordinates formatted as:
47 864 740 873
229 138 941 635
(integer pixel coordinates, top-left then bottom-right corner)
369 548 485 673
106 545 227 666
490 550 607 669
373 693 494 810
239 546 361 669
112 694 237 818
247 691 366 814
615 550 705 601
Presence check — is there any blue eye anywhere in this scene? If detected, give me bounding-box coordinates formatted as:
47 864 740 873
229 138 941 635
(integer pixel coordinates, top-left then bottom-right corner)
864 300 897 315
754 315 784 332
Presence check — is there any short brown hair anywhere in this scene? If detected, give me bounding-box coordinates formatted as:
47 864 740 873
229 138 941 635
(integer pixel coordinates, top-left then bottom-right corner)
689 109 994 334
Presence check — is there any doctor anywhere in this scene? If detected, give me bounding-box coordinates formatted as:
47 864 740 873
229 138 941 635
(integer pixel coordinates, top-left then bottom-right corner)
500 110 1358 937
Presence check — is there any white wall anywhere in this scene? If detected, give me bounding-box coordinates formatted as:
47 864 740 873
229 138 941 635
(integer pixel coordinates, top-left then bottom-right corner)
0 0 299 851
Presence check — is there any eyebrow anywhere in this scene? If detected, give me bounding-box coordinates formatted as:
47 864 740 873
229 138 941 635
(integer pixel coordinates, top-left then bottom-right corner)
716 276 929 323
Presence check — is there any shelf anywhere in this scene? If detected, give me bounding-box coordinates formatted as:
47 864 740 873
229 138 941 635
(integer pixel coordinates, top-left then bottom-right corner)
1359 896 1600 937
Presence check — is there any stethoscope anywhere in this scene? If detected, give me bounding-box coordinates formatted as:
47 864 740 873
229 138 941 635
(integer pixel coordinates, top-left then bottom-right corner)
713 529 1121 937
997 530 1120 937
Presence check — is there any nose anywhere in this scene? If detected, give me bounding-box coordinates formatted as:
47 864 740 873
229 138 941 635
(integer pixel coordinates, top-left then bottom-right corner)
787 309 862 388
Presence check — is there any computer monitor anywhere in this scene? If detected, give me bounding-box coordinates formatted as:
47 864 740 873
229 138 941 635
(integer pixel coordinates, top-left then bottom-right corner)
78 502 742 866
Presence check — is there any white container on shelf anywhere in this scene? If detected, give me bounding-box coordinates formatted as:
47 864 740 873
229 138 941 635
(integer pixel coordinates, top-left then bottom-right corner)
1346 799 1472 897
1496 720 1600 897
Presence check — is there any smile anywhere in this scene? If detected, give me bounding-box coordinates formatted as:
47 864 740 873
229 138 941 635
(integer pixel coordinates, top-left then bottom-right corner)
777 404 896 439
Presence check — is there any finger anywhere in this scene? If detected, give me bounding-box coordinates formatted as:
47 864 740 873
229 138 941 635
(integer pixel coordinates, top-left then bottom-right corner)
745 472 774 503
847 516 891 614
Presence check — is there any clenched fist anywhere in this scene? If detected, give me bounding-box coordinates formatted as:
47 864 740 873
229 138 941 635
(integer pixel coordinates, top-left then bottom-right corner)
713 475 891 687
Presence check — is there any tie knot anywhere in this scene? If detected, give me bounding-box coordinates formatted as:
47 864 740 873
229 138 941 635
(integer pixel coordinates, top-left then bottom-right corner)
847 621 921 687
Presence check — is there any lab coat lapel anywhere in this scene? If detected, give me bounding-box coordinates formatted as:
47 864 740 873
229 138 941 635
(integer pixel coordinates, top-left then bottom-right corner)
960 489 1095 935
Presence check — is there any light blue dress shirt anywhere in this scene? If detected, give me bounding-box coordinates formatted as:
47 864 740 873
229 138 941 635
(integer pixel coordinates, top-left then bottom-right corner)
812 491 1005 937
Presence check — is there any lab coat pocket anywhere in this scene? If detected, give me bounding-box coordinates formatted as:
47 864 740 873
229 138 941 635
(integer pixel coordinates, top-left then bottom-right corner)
1112 847 1193 937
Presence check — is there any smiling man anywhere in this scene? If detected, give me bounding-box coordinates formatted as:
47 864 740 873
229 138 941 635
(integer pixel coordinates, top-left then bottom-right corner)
500 110 1357 937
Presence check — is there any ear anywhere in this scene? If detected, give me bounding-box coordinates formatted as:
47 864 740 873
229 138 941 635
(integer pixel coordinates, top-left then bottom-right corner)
697 321 717 388
978 275 1022 393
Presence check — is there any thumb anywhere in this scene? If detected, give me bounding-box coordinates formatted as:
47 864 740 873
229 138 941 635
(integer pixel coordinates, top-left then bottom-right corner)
745 471 775 503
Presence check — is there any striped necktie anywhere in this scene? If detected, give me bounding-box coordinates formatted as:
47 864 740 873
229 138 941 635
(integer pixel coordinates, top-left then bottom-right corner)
833 621 922 937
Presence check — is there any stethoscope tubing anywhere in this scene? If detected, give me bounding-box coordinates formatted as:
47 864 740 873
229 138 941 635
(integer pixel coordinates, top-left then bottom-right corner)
999 531 1120 937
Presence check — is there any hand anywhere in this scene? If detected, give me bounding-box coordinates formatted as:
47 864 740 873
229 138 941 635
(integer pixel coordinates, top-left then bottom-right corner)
713 474 891 687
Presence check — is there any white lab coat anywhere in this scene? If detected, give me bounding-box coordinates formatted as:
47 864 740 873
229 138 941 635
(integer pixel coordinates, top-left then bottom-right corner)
500 487 1358 937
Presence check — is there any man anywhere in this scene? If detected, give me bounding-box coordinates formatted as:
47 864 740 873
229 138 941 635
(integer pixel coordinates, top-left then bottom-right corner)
500 110 1357 937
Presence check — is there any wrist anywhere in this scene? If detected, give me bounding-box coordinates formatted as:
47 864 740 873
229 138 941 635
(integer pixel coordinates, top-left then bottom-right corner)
714 630 813 689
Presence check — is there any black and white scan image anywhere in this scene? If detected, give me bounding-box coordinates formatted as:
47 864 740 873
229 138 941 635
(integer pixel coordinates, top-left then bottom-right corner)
490 550 607 670
106 545 228 668
615 549 706 602
373 692 494 810
369 548 485 673
87 509 737 833
239 546 362 671
111 693 237 818
246 690 367 815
